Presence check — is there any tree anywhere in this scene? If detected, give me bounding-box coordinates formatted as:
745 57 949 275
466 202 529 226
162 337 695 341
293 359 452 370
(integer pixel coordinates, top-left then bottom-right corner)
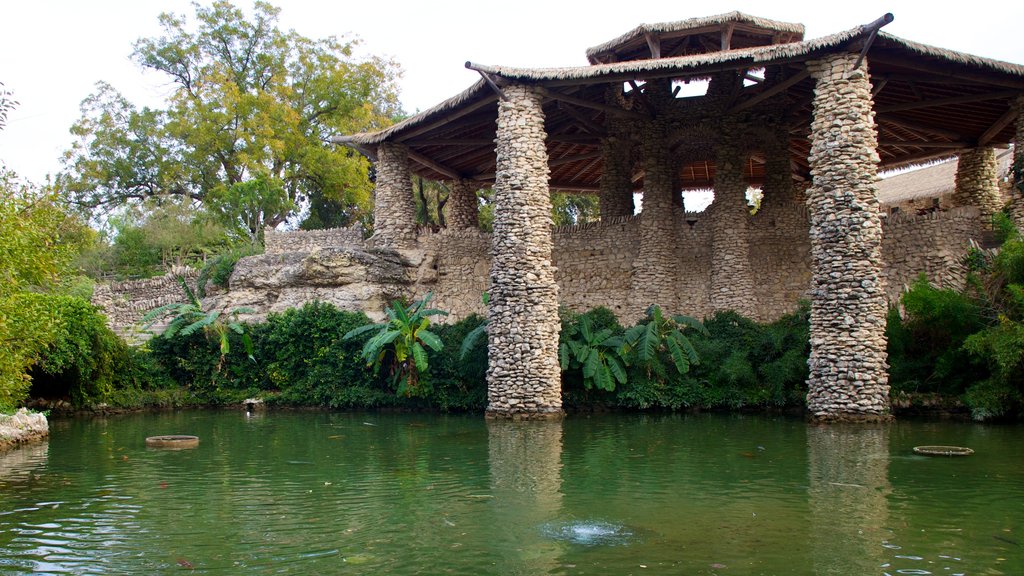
0 82 17 131
0 170 90 409
343 293 447 396
551 192 600 226
58 1 402 231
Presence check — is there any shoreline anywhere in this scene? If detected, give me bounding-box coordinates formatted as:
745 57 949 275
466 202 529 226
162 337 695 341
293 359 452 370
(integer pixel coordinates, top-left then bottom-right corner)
0 408 49 452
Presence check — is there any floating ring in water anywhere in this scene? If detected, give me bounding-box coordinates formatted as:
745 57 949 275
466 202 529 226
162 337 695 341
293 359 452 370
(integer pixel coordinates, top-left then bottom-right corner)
145 435 199 449
913 445 973 456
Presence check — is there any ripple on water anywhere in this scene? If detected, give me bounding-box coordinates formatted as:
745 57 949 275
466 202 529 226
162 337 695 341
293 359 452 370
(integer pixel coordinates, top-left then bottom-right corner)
540 520 634 546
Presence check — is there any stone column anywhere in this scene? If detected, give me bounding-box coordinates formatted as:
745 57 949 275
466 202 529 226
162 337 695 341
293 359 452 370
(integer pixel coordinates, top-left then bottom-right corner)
1012 97 1024 227
599 135 634 219
953 147 1002 228
486 84 562 419
709 132 756 317
761 126 798 212
629 119 679 319
371 142 418 247
447 178 479 230
805 53 891 421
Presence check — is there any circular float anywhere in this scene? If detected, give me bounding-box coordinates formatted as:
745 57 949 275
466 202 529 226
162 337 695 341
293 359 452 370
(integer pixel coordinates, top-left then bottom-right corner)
145 435 199 449
913 445 973 456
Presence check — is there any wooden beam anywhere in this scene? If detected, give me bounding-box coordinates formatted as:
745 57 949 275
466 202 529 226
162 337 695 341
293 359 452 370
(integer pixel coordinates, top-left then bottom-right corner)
406 138 495 146
407 149 462 180
878 148 958 169
876 139 968 149
730 68 810 113
871 76 888 98
396 95 498 143
548 134 604 144
721 23 735 51
867 54 1024 90
644 32 661 59
875 89 1020 114
534 86 647 120
977 106 1020 146
549 150 604 168
627 81 656 117
876 114 965 140
549 183 601 193
558 102 605 135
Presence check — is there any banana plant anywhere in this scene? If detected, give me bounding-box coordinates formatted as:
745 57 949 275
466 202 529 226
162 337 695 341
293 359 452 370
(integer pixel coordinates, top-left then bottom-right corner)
559 314 628 391
141 275 254 370
343 292 448 396
622 304 706 381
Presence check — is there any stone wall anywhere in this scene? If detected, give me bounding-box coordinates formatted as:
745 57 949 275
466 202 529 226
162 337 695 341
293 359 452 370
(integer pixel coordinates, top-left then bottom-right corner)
881 207 982 300
92 266 200 335
264 226 362 254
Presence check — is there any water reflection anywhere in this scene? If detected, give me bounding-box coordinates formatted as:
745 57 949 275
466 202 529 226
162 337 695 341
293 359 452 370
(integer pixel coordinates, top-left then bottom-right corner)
807 423 892 575
0 440 48 482
487 419 565 573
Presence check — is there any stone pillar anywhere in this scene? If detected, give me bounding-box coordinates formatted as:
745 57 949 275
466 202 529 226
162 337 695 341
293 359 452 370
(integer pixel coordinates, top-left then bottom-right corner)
599 135 634 219
1012 97 1024 227
371 142 418 247
486 84 562 419
447 178 479 230
629 120 679 319
709 132 756 317
805 53 891 421
953 147 1002 228
761 127 798 212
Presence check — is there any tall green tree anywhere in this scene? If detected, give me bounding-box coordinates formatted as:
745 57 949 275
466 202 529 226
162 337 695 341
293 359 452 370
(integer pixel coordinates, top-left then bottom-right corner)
0 170 89 409
58 1 402 231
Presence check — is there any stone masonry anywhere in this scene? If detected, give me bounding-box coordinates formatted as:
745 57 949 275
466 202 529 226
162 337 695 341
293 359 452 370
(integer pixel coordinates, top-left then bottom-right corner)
486 85 563 419
371 142 418 247
599 134 635 219
447 179 480 230
1012 97 1024 228
953 147 1001 229
805 53 891 420
708 132 756 317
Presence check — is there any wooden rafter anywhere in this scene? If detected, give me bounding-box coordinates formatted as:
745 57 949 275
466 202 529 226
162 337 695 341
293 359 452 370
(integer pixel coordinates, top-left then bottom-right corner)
644 32 661 59
868 53 1024 90
875 89 1019 114
558 102 605 135
396 95 498 143
406 138 494 146
977 106 1020 146
535 86 647 120
877 139 967 148
408 149 462 180
876 114 964 140
730 68 810 113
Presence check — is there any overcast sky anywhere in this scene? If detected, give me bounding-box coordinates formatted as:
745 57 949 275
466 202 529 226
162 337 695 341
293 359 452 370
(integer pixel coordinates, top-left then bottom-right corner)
2 0 1022 184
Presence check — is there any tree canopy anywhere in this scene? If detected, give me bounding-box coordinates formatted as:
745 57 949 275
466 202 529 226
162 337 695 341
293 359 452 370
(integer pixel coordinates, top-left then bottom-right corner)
58 1 402 233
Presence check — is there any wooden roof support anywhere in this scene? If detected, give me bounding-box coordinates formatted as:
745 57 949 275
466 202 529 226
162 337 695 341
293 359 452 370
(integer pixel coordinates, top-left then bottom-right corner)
406 138 495 146
645 32 661 59
867 54 1024 90
730 68 810 113
549 134 605 144
408 149 463 180
549 150 604 168
876 139 967 148
871 76 888 98
977 106 1020 146
876 89 1021 114
627 81 656 117
876 114 965 140
535 86 648 120
721 23 736 51
853 13 894 69
396 95 498 143
557 102 605 134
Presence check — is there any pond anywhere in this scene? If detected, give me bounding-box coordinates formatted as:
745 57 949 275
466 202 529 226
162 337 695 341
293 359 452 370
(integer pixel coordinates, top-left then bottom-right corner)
0 412 1021 575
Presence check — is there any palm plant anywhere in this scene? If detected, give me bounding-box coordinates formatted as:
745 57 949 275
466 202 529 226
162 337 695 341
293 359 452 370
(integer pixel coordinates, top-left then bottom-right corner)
343 293 448 396
141 275 254 370
622 304 706 381
559 314 628 391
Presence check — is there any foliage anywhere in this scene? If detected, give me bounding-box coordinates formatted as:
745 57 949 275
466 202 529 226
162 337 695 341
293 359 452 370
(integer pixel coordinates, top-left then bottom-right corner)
886 275 987 396
58 0 402 231
142 276 254 369
413 176 449 229
343 294 448 396
559 309 628 391
197 245 258 293
0 81 17 131
427 314 488 411
551 193 600 226
0 172 90 410
622 305 705 383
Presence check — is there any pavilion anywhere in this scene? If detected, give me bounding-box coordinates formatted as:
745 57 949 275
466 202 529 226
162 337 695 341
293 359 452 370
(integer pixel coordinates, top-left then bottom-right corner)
335 12 1024 421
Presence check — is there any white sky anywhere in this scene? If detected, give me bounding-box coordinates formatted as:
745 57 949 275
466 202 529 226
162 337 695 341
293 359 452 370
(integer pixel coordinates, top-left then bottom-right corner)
1 0 1023 185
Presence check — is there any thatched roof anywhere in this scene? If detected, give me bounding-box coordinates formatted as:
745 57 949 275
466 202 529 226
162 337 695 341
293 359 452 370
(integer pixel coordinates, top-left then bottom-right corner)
335 13 1024 192
585 11 805 65
877 149 1015 205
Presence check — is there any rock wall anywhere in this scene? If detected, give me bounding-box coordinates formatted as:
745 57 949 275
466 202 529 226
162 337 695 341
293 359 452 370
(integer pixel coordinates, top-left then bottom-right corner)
91 266 200 336
264 226 362 254
0 409 48 451
95 202 987 335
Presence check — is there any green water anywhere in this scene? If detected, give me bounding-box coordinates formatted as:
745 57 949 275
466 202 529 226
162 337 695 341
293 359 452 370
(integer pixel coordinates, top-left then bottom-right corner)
0 412 1021 575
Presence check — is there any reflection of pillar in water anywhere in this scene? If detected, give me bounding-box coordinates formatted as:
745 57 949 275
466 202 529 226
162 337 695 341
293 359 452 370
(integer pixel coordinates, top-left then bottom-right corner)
487 420 565 572
807 424 891 574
